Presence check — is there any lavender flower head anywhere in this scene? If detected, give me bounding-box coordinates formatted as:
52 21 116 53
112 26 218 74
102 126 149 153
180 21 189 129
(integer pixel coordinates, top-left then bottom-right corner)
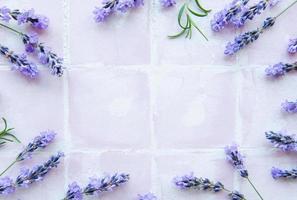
271 167 297 179
173 173 224 192
282 100 297 113
211 0 249 32
15 152 64 188
265 131 297 152
160 0 176 8
225 144 248 178
22 32 39 53
0 7 49 29
288 38 297 54
229 191 245 200
16 131 56 161
137 193 157 200
64 182 83 200
265 62 297 77
0 177 15 195
0 45 38 78
83 173 129 196
225 17 275 55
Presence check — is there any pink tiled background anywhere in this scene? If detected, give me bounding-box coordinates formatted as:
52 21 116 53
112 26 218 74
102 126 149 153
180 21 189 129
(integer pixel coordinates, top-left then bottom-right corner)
0 0 297 199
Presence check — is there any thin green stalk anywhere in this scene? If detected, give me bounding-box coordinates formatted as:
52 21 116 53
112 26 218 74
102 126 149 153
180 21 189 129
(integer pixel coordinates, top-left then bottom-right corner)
0 22 23 36
275 0 297 19
246 177 264 200
0 159 17 177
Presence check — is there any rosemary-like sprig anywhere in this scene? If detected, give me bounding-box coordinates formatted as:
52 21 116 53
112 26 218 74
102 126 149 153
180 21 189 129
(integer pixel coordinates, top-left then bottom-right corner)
0 118 20 146
168 0 211 40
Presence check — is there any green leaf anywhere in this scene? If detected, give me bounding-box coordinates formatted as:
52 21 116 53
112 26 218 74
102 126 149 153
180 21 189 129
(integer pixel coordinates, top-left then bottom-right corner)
187 6 207 17
190 19 209 41
168 28 187 39
0 141 6 146
194 0 211 13
177 3 187 29
5 133 21 143
1 118 7 131
0 137 14 142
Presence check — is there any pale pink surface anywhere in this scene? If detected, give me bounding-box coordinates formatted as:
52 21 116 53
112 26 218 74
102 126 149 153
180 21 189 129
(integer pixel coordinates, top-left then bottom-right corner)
0 0 296 199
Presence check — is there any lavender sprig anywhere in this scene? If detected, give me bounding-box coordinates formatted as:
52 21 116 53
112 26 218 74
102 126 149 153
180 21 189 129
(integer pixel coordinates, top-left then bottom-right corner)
0 131 56 177
0 22 64 77
173 173 245 200
271 167 297 179
0 6 49 29
288 38 297 54
15 152 64 188
137 193 157 200
265 61 297 77
224 17 275 55
0 44 38 78
211 0 249 32
282 100 297 113
0 118 20 146
265 131 297 151
225 144 263 200
0 177 15 195
232 0 280 28
63 173 129 200
93 0 144 23
160 0 176 8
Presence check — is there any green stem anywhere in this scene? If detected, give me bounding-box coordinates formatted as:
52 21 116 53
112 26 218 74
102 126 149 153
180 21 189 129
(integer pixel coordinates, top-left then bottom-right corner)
246 177 264 200
0 159 17 177
275 0 297 19
0 22 24 36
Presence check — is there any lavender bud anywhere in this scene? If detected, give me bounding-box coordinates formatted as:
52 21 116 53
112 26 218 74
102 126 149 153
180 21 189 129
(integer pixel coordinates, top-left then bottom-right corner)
282 100 297 113
271 167 297 179
225 144 248 178
265 131 297 152
160 0 176 8
265 62 297 77
288 38 297 54
0 177 15 195
137 193 157 200
0 7 11 22
229 191 245 200
64 182 83 200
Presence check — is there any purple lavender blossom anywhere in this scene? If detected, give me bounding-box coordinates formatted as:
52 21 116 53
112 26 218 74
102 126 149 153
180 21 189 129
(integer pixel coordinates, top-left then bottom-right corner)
137 193 157 200
15 152 64 188
160 0 176 8
83 173 129 196
22 32 39 53
229 191 245 200
173 173 224 192
288 38 297 54
271 167 297 179
116 0 135 12
0 177 15 195
265 131 297 151
64 182 83 200
0 7 11 22
1 7 49 30
282 100 297 113
211 0 249 32
225 144 248 178
225 17 275 55
16 131 56 161
265 62 286 77
0 45 38 78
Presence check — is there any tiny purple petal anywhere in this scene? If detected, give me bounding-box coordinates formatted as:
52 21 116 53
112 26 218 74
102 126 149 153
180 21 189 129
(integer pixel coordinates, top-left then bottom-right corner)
288 38 297 54
0 177 15 195
160 0 176 8
138 193 157 200
282 100 297 113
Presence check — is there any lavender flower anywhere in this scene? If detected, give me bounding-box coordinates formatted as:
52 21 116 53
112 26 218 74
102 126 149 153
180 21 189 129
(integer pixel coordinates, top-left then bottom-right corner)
282 100 297 113
0 177 15 195
173 173 224 192
137 193 157 200
225 144 248 177
225 17 275 55
15 152 64 188
83 173 129 196
22 32 39 53
0 44 38 78
93 0 144 22
265 131 297 151
271 167 297 179
64 182 83 200
229 191 245 200
0 7 49 29
16 131 56 161
288 38 297 54
265 62 297 77
160 0 176 8
211 0 249 32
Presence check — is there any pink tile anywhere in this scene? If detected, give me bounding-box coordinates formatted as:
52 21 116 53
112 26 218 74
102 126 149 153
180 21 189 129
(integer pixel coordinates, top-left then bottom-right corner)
69 0 150 65
0 70 64 154
154 0 238 66
238 150 297 200
239 68 297 148
156 152 234 200
67 152 152 199
153 68 237 148
69 67 150 150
